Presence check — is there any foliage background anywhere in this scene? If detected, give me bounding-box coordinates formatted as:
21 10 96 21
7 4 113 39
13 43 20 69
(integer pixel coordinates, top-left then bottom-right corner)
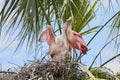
0 0 120 79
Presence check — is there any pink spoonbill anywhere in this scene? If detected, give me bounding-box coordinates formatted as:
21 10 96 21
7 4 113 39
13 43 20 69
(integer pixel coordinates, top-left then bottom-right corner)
39 25 71 61
65 17 88 54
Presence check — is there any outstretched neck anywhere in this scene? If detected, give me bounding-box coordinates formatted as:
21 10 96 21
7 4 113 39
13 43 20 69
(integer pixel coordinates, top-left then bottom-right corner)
62 28 67 39
66 24 72 37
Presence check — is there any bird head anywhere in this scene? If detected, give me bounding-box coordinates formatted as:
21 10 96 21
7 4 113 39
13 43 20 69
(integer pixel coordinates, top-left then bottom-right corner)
66 17 73 29
67 17 72 22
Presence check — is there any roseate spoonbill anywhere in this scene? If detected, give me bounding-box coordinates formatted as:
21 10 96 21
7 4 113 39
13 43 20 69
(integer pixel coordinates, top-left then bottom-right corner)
65 17 88 54
39 25 70 61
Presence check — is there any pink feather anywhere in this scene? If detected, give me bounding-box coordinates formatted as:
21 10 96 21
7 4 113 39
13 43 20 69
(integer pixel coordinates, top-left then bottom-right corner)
39 25 55 46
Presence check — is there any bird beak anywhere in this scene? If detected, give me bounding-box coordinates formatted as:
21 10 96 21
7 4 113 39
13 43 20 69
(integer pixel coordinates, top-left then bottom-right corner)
66 17 73 29
67 17 72 22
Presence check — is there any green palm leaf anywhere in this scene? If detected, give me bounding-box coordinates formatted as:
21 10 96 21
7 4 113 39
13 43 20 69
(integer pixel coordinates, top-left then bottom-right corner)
0 0 97 52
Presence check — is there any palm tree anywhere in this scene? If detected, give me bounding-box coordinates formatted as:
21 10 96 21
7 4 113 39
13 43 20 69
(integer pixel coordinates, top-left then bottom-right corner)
0 0 120 79
0 0 97 51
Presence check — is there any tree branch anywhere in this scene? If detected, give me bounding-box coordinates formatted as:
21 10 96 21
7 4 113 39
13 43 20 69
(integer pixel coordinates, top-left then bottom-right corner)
87 11 120 46
100 53 120 67
89 34 120 70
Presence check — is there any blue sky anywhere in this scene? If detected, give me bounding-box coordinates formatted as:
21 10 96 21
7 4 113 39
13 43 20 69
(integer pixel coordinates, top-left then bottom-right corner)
0 0 120 74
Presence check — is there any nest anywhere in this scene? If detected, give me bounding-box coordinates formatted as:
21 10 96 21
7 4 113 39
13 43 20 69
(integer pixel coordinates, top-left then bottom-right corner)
13 59 87 80
0 59 118 80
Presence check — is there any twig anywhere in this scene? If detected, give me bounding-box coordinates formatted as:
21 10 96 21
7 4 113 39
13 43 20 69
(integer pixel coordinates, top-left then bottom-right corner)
0 71 16 74
87 11 120 46
100 53 120 67
89 34 120 69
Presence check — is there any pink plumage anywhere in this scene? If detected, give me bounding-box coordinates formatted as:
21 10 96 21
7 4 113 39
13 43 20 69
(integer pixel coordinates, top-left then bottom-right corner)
65 17 88 54
39 25 55 46
39 25 71 61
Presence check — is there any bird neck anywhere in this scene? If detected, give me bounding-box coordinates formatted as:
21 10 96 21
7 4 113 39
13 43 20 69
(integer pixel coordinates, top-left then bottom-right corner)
66 25 72 36
62 29 67 39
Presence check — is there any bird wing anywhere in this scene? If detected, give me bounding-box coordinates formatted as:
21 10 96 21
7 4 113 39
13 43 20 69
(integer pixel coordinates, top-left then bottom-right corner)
73 32 86 45
73 32 88 54
39 25 55 45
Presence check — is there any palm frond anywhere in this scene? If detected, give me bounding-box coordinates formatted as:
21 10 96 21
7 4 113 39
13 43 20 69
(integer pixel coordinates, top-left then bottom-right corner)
87 11 120 45
107 12 120 53
100 53 120 67
72 0 98 32
0 0 96 53
89 34 120 69
98 0 120 11
80 26 99 35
